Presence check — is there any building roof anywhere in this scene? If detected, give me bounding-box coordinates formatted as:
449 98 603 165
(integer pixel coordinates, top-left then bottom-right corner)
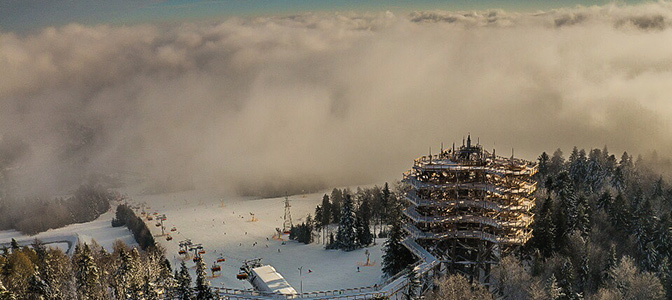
250 265 298 295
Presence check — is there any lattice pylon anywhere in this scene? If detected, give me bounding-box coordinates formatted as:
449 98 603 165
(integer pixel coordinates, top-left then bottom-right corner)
283 195 293 232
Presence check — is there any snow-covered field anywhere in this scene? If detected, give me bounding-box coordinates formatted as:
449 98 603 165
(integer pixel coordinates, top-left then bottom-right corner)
125 187 386 292
0 209 138 253
0 186 386 293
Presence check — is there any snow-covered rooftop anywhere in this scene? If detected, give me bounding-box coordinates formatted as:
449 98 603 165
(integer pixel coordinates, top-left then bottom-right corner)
250 265 298 295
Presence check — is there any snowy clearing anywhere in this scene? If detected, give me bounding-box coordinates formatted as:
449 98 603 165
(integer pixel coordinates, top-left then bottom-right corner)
124 187 386 292
0 209 138 253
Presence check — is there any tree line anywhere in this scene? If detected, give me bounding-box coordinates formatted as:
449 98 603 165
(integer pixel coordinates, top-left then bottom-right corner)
112 204 156 250
288 183 415 278
0 184 114 235
0 239 219 299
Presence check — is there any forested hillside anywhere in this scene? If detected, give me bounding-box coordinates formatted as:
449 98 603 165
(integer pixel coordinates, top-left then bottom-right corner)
496 147 672 299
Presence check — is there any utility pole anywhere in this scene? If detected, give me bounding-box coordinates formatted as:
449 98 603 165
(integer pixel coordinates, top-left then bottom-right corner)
298 266 303 296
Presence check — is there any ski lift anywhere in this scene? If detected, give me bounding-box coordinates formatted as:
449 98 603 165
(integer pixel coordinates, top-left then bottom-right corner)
216 257 226 263
153 212 158 215
236 271 248 280
141 211 146 215
166 235 173 241
193 256 201 263
171 227 177 232
211 264 221 272
178 250 186 255
155 222 161 227
198 250 206 255
147 216 153 221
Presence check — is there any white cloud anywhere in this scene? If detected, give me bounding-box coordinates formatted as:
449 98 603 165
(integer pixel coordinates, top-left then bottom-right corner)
2 3 672 195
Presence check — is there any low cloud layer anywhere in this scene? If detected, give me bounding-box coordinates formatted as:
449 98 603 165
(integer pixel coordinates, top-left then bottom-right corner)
2 3 672 196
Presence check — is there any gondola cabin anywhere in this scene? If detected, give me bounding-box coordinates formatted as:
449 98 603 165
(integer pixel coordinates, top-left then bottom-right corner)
237 272 248 280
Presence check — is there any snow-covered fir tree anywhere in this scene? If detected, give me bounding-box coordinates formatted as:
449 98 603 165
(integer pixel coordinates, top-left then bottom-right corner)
335 194 358 251
26 267 49 300
356 196 373 246
112 247 135 299
195 257 215 300
175 261 192 300
74 243 101 299
142 275 159 300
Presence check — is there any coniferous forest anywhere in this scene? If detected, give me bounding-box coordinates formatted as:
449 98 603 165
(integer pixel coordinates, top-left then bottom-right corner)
0 239 219 299
3 147 672 299
497 147 672 300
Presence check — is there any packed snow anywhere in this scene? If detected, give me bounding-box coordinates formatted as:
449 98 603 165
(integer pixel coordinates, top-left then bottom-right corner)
125 187 386 292
0 209 138 253
0 187 387 293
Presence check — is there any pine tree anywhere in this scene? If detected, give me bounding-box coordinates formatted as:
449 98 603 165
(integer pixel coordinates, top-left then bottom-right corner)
553 171 577 249
128 248 143 297
314 205 323 244
356 197 373 247
576 195 591 237
382 183 391 225
609 193 631 235
603 244 618 283
547 274 564 300
9 240 18 253
195 257 214 300
320 194 331 244
175 261 192 300
578 246 590 295
597 191 612 211
142 275 159 300
73 243 100 299
335 194 358 251
31 240 58 300
176 261 192 300
382 202 414 276
112 247 135 299
550 149 565 176
26 266 49 300
557 259 576 300
611 166 626 192
538 152 550 179
330 189 343 224
159 258 177 299
532 196 556 256
585 148 606 192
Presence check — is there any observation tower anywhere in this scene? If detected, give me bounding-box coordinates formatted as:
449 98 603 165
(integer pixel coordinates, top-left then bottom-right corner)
402 135 537 284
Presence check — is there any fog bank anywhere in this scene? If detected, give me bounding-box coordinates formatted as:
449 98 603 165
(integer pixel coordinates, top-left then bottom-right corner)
2 3 672 195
